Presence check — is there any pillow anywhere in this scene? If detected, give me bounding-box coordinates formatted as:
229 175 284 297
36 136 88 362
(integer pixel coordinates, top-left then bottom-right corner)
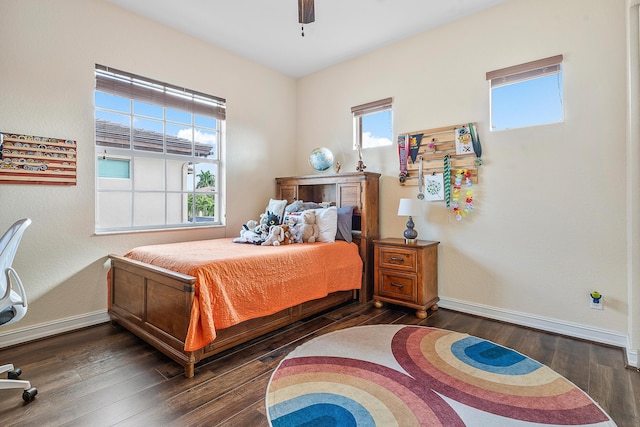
265 199 287 224
283 212 302 225
313 206 338 243
335 206 354 243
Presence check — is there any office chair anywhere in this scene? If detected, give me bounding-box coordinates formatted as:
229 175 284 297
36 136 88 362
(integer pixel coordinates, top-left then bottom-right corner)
0 218 37 402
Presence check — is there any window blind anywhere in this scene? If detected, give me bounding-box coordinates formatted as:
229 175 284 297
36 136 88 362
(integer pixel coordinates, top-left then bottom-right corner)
351 97 393 116
95 64 226 120
486 55 563 88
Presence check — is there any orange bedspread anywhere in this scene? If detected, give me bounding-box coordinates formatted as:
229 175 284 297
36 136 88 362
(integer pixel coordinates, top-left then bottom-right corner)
124 238 362 351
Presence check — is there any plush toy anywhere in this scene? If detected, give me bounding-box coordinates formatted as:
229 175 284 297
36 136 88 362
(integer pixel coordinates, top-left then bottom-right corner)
279 224 293 245
299 210 320 243
262 224 286 246
285 200 323 213
233 219 263 244
286 216 303 243
260 211 280 227
242 219 259 234
257 223 269 238
285 200 304 213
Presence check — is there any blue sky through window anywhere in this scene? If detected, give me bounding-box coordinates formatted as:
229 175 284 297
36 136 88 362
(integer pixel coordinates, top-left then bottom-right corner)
362 109 392 148
491 72 563 131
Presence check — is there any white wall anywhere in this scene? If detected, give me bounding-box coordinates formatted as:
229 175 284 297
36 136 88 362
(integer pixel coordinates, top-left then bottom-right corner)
296 0 631 346
0 0 296 332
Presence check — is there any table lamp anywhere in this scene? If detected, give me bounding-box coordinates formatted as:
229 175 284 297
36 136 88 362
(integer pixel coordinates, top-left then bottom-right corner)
398 198 421 244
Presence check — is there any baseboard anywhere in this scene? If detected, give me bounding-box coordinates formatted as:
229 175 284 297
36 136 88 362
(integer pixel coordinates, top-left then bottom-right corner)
627 348 639 369
438 297 635 366
0 310 110 348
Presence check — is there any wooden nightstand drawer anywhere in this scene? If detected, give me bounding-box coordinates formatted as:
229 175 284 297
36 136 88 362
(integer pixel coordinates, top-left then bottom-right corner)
378 247 416 272
373 238 439 319
378 270 417 302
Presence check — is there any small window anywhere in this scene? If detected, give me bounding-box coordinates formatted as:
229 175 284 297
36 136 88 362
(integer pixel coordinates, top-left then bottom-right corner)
352 97 393 150
487 55 563 131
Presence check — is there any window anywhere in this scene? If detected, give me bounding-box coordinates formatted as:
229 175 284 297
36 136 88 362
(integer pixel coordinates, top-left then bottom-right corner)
94 64 225 233
352 97 393 150
487 55 563 131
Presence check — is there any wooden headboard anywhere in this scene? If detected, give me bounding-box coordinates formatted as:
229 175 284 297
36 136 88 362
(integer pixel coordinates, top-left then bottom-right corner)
275 172 380 302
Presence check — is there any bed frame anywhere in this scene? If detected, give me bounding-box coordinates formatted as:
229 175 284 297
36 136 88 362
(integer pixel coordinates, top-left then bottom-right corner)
108 254 358 378
108 172 379 378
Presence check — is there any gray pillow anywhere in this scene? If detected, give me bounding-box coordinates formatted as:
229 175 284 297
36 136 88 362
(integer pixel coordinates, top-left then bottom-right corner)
335 206 354 243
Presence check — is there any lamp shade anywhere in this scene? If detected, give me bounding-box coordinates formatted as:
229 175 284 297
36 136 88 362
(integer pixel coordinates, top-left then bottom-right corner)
397 198 421 217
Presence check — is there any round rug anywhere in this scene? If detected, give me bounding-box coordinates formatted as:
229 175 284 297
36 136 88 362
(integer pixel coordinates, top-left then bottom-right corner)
266 325 615 426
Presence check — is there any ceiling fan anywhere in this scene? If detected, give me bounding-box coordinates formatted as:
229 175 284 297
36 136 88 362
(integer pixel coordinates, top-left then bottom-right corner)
298 0 315 37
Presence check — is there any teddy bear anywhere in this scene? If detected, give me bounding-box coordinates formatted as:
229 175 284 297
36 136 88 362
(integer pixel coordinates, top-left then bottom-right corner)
262 224 286 246
279 224 293 245
299 210 320 243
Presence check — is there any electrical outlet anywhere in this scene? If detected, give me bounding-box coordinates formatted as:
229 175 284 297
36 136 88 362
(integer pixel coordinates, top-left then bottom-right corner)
590 298 603 310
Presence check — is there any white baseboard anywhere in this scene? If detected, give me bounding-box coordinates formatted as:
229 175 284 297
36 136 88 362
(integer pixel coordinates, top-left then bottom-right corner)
627 349 639 368
438 297 637 367
0 310 110 348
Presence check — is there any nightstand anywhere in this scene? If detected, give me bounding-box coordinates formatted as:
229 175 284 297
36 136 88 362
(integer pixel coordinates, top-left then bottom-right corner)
373 238 439 319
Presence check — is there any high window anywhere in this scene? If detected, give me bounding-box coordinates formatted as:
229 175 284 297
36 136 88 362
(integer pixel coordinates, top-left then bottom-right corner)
352 97 393 150
487 55 563 131
94 64 225 233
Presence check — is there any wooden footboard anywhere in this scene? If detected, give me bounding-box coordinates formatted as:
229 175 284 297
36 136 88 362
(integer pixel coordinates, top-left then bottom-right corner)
108 254 356 378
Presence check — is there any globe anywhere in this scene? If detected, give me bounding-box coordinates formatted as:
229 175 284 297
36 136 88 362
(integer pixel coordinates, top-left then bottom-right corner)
308 147 334 172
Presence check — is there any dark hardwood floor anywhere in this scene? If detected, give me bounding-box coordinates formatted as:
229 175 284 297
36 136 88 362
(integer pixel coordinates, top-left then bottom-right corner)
1 302 638 426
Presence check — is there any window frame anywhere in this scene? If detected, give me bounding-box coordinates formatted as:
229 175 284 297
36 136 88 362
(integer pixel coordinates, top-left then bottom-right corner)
487 55 564 131
352 97 393 151
94 65 225 234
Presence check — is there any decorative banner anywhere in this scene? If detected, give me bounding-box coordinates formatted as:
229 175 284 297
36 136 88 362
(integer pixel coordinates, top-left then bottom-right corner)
424 173 444 201
468 122 482 158
409 133 423 163
397 134 409 180
455 126 475 155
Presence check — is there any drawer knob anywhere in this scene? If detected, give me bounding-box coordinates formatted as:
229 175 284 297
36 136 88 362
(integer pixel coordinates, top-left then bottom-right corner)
391 282 404 289
390 257 404 262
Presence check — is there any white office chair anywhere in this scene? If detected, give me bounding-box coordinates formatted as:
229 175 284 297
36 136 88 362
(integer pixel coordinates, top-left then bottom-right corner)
0 218 37 402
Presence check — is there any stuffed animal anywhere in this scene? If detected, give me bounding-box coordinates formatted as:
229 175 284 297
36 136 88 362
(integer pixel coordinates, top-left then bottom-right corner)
233 219 263 244
279 224 293 245
286 216 303 243
285 200 304 213
241 219 259 235
300 210 320 243
260 211 280 227
285 200 323 213
262 224 285 246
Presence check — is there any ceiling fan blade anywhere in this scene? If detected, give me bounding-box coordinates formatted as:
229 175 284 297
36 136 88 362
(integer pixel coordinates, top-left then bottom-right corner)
298 0 315 24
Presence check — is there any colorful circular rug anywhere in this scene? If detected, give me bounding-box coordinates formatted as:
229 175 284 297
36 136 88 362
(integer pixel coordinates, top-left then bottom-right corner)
266 325 615 426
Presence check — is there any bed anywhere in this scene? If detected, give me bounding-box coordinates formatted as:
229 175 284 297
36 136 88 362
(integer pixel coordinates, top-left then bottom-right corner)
108 237 363 378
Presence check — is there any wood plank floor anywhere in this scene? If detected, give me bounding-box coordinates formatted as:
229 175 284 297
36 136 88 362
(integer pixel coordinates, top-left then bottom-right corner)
1 303 638 426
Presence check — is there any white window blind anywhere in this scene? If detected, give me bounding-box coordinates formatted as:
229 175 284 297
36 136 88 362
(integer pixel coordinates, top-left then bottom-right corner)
95 64 226 120
486 55 563 88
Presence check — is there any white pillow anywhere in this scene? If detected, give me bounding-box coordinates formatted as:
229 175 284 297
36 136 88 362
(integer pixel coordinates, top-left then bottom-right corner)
265 199 287 224
313 206 338 243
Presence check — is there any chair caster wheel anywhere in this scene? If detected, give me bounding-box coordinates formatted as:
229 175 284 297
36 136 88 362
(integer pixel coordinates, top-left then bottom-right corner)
8 368 22 379
22 387 37 402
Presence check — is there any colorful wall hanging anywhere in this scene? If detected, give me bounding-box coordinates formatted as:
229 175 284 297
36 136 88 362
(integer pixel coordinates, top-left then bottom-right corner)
397 122 482 186
0 132 77 185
